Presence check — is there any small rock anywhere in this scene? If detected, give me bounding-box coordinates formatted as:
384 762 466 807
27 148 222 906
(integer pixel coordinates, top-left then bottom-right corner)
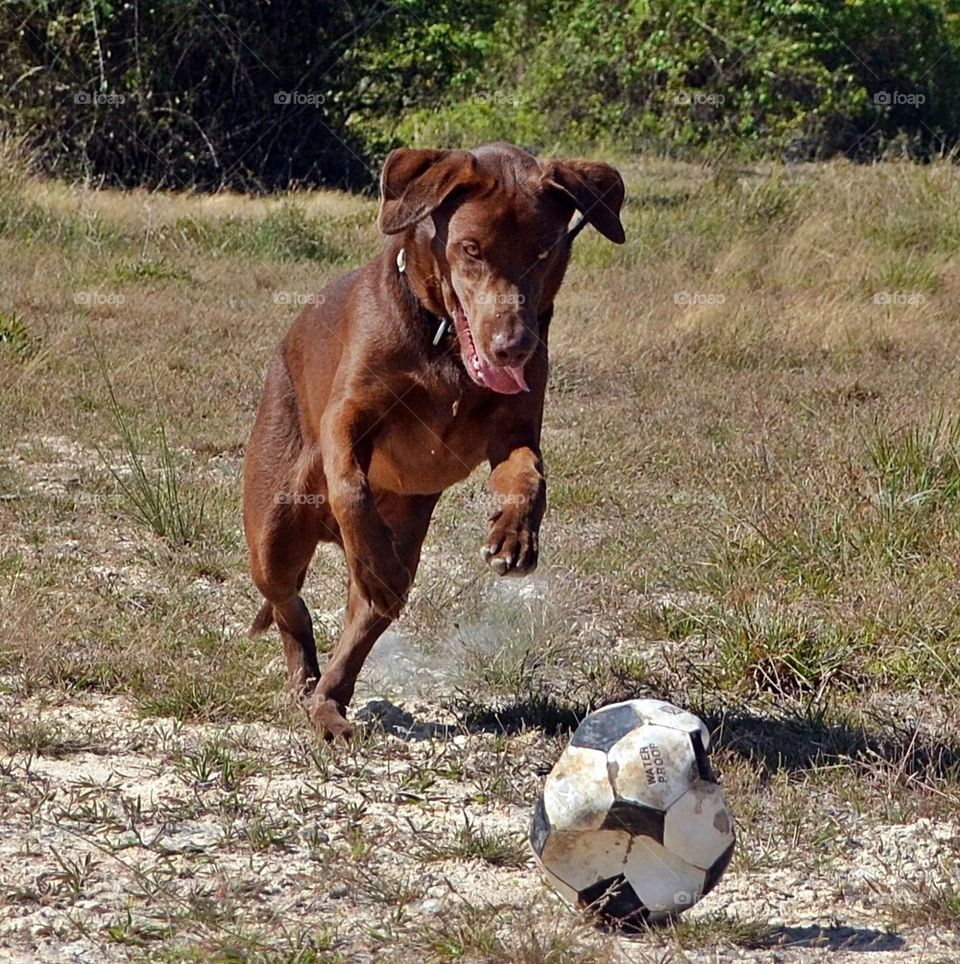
156 823 223 854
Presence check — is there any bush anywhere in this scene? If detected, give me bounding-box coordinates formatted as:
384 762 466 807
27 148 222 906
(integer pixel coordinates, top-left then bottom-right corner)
381 0 960 161
1 0 959 190
0 1 383 189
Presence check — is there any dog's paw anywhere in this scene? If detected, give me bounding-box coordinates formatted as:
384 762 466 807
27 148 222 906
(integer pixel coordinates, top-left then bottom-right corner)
481 510 539 576
308 696 354 742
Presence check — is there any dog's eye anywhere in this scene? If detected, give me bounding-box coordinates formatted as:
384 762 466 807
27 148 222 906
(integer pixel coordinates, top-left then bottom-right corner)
537 249 551 261
462 241 481 259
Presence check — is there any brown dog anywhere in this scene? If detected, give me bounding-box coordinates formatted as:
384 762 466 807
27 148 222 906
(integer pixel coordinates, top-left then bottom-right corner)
243 143 625 739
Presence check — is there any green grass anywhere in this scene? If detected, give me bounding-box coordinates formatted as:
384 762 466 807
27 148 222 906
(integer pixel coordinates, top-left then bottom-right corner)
867 408 960 516
1 153 960 960
416 817 530 868
172 204 347 263
415 902 613 964
95 347 211 548
0 187 124 251
666 911 778 949
887 879 960 928
656 601 865 711
112 258 195 284
0 311 38 360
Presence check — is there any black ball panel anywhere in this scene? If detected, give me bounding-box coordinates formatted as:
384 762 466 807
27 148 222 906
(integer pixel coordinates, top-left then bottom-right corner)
577 873 648 926
530 796 551 857
690 730 718 783
703 839 735 896
569 703 639 753
600 799 665 844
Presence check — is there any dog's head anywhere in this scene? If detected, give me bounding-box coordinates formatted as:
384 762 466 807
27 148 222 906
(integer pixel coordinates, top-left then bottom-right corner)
378 143 625 395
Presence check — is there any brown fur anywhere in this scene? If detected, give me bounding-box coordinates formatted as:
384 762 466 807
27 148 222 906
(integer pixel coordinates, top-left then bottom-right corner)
242 142 625 739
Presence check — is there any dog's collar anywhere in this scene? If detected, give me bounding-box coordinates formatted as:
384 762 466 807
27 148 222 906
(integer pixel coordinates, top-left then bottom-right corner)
565 214 589 243
397 248 452 346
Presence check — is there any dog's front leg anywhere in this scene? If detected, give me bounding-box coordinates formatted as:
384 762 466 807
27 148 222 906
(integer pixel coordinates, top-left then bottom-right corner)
482 442 546 576
321 404 410 618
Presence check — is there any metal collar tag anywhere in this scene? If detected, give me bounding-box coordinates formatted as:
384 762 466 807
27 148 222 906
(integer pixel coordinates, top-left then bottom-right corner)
432 318 451 346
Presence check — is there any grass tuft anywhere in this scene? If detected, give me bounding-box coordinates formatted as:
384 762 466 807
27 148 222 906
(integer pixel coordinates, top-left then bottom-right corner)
112 258 194 284
667 911 779 949
417 817 530 868
173 203 345 263
867 408 960 516
0 311 38 360
887 878 960 928
95 347 209 547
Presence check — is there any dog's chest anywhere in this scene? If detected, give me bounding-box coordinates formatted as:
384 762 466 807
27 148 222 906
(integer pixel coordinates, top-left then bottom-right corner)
366 383 492 495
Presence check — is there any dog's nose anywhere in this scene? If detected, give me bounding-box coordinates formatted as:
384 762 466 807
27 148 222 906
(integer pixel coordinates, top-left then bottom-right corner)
490 330 535 367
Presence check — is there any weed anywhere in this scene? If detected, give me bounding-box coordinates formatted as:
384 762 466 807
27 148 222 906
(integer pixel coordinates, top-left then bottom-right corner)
417 817 529 868
95 347 209 546
0 312 37 359
112 258 193 284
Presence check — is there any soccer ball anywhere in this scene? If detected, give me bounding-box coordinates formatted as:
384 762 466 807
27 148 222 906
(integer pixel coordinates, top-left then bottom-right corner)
530 698 734 925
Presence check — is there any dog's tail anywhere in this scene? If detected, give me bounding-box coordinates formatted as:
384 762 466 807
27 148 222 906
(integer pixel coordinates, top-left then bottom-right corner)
249 600 274 638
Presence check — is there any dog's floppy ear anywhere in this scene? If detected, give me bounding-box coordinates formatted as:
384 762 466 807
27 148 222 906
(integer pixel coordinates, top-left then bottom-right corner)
378 147 485 235
541 159 626 244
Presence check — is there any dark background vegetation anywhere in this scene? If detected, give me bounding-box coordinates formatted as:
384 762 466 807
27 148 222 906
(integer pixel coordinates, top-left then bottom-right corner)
2 0 960 188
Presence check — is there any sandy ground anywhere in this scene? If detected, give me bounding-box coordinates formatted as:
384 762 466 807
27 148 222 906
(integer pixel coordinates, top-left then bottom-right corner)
0 673 957 963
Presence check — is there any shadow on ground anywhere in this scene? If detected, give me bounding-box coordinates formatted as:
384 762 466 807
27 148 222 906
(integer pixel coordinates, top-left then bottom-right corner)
705 709 960 784
768 923 904 952
610 914 903 952
356 695 583 740
363 692 960 789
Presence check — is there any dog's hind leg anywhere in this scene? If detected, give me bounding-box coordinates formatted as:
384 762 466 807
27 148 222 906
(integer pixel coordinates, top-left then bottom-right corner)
308 491 439 739
243 358 338 700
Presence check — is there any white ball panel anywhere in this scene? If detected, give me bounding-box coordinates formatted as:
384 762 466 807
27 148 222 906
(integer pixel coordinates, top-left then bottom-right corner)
542 744 613 831
539 829 631 892
607 723 697 811
663 781 736 869
622 836 707 916
630 698 711 750
533 854 579 908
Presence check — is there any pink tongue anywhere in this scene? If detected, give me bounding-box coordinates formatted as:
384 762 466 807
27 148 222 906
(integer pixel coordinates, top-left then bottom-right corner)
477 354 529 394
451 305 529 395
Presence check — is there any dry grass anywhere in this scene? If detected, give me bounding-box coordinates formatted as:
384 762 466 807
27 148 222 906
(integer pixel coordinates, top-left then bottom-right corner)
2 137 960 958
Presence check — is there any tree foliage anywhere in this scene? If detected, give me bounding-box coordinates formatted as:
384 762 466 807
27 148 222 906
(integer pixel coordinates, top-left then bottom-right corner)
2 0 959 190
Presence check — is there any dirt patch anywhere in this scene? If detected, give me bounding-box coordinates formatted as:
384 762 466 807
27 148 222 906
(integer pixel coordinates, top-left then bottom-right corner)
0 686 957 962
